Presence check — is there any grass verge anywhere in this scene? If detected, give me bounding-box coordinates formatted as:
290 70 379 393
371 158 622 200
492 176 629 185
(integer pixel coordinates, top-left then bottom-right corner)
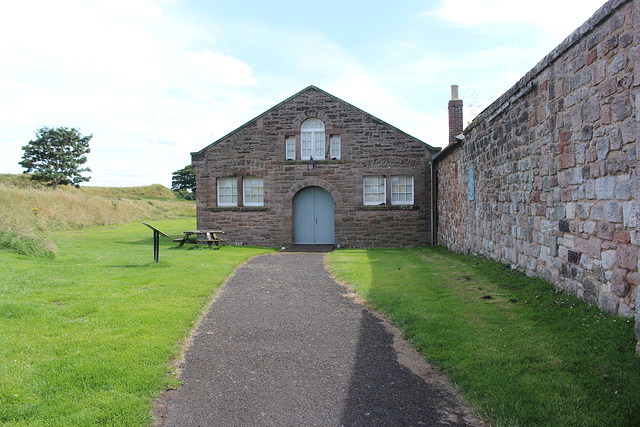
328 247 640 427
0 218 275 426
0 179 195 255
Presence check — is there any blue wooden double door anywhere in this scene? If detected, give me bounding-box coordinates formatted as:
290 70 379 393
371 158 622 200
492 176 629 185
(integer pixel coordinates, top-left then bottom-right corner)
293 186 335 244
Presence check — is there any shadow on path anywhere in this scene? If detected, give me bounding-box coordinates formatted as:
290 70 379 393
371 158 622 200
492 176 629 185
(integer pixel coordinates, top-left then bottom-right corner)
339 308 478 425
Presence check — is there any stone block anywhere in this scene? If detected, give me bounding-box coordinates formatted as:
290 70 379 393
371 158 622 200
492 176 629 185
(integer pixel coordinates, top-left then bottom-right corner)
583 278 599 304
583 97 601 123
596 137 611 160
615 181 632 200
617 244 639 271
594 60 607 84
610 125 623 151
572 168 585 185
623 201 638 227
621 118 636 143
591 204 606 221
605 153 630 175
541 219 554 234
575 237 589 253
597 222 615 240
586 180 596 199
595 176 616 199
565 87 588 108
602 249 617 269
599 294 620 314
602 103 612 124
615 230 631 244
550 205 566 220
610 268 629 297
582 253 595 270
546 235 558 257
618 303 634 318
565 278 581 295
608 52 627 76
584 220 597 234
576 143 587 164
589 236 603 258
633 228 640 247
612 94 633 122
568 250 581 264
571 265 584 281
606 201 624 223
627 272 640 286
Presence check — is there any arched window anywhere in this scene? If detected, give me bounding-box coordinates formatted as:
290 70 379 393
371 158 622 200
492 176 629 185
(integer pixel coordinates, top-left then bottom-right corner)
301 118 325 160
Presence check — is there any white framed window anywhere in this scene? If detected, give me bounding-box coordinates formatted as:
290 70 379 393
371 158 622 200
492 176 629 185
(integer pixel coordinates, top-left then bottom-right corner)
391 175 414 205
243 177 264 206
285 136 296 160
217 177 237 206
329 135 341 160
363 176 385 205
301 118 325 160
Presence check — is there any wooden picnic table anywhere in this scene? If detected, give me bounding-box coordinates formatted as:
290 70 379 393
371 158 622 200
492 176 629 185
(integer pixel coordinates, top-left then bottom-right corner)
174 230 229 249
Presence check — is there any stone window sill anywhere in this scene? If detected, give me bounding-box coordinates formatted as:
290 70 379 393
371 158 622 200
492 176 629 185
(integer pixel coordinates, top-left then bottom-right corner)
281 160 345 165
206 206 269 212
356 205 419 211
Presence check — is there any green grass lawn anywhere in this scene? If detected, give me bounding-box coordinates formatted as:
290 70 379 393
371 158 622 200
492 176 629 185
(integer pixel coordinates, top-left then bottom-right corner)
0 218 274 426
328 247 640 427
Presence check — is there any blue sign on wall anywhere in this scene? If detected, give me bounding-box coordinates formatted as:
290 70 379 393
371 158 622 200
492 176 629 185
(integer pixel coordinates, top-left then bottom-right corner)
469 166 474 201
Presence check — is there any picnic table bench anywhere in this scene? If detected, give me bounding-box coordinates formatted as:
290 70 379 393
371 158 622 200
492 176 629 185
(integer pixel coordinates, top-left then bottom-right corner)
174 230 230 249
143 223 230 263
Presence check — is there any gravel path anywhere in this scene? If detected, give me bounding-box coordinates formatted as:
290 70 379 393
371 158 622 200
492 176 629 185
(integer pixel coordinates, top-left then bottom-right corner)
154 252 481 426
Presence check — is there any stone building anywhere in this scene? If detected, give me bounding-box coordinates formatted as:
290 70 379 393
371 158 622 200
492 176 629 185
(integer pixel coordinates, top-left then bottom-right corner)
192 86 439 248
433 0 639 348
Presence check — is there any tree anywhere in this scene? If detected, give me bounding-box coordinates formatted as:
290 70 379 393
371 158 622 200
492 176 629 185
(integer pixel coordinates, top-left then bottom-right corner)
171 164 196 199
19 126 92 190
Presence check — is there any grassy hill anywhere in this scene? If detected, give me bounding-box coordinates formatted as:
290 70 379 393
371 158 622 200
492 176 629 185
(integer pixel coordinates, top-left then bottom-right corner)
0 174 195 256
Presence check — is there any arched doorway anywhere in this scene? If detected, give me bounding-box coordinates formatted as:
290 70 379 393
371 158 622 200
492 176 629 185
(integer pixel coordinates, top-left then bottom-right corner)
293 186 335 244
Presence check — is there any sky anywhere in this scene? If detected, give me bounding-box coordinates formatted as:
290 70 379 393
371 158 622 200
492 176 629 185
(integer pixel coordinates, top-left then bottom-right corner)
0 0 608 188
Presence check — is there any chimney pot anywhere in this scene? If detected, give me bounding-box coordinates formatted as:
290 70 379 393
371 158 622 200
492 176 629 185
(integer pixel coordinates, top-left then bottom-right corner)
451 84 459 100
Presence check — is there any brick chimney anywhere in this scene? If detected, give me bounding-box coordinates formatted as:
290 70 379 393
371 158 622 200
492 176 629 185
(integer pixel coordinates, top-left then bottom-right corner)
448 84 463 144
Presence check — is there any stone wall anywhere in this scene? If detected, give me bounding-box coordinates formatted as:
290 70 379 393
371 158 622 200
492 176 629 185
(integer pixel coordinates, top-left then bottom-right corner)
435 0 640 347
193 86 438 248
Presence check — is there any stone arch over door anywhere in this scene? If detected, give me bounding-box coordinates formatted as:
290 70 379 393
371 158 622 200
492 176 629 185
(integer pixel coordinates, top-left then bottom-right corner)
286 178 342 203
293 186 335 244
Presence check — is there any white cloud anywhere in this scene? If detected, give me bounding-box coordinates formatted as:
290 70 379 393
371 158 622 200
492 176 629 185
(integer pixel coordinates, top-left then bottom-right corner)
428 0 607 37
181 50 258 90
0 0 264 186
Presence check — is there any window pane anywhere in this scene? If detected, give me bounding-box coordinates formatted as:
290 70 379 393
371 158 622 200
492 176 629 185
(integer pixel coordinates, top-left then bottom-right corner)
314 131 325 160
218 178 237 206
301 118 324 131
244 177 264 206
330 135 340 159
285 136 296 160
363 176 385 205
391 175 413 205
301 132 312 160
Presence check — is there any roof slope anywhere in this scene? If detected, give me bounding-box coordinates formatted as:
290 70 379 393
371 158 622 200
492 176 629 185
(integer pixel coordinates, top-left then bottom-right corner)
192 85 439 155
